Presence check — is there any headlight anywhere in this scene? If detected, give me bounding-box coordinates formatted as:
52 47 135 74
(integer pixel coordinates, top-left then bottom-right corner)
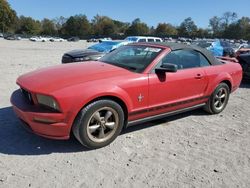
36 94 60 111
74 56 90 62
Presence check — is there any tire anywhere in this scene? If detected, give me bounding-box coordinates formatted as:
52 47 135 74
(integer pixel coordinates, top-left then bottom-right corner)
72 100 124 149
204 83 230 114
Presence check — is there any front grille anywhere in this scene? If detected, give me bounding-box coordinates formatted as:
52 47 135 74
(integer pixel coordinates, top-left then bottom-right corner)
21 88 34 105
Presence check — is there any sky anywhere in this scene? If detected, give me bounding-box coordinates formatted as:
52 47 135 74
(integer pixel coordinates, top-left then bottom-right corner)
8 0 250 28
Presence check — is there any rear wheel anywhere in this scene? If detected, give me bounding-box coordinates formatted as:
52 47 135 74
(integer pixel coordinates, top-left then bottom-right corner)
72 100 124 149
204 83 230 114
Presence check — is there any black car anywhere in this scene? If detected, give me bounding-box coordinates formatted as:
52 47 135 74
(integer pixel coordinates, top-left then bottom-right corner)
235 45 250 79
238 53 250 79
67 37 80 42
62 49 104 64
4 34 21 40
62 40 129 64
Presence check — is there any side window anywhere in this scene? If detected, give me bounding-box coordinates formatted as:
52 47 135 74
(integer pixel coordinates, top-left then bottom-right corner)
138 39 146 42
155 39 161 42
199 53 211 67
148 39 154 42
156 50 210 70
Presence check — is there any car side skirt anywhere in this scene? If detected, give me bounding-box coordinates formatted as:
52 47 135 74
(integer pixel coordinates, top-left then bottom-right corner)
127 103 206 127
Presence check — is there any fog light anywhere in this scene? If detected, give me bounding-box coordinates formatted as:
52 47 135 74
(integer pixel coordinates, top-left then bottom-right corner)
33 117 57 124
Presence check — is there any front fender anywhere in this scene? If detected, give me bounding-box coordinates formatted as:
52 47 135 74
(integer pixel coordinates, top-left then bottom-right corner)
52 81 133 127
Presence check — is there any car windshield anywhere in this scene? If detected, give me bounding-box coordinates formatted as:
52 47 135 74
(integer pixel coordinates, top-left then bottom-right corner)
99 45 163 73
88 41 120 53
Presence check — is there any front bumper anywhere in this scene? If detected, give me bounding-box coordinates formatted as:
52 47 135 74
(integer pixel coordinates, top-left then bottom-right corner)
10 89 71 140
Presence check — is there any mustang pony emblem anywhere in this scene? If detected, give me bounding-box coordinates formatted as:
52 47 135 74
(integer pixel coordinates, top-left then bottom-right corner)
138 94 144 102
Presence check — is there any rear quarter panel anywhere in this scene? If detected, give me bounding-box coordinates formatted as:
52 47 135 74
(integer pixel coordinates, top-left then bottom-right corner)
204 62 242 95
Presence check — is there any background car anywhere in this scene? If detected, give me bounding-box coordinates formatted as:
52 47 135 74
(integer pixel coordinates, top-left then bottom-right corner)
235 44 250 79
67 37 80 42
235 44 250 55
11 43 242 149
192 40 213 49
207 39 235 57
124 36 163 42
87 38 98 42
49 37 66 42
62 40 131 63
29 36 49 42
4 34 21 40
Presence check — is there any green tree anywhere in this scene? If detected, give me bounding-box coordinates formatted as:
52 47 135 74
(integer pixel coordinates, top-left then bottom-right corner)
125 18 149 36
178 17 198 37
0 0 17 33
113 19 129 35
221 11 238 26
16 16 41 35
238 17 250 40
209 12 238 38
196 28 210 38
61 15 91 38
53 16 67 32
209 16 221 37
91 15 116 36
155 23 177 37
41 18 57 36
223 16 250 40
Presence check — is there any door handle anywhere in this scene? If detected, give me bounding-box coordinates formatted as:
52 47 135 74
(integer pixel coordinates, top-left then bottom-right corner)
195 74 203 79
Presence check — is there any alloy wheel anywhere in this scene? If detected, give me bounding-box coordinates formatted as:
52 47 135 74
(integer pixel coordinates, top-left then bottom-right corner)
213 88 228 111
86 107 119 143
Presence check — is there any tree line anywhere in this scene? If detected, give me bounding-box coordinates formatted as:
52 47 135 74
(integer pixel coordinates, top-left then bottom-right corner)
1 0 250 40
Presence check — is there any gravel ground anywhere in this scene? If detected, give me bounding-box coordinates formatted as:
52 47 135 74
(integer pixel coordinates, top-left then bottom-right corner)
0 39 249 188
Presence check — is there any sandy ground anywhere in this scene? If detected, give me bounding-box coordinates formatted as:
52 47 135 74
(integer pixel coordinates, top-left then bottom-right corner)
0 39 250 188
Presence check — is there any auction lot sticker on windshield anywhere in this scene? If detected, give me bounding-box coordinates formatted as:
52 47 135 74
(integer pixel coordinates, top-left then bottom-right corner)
145 47 161 52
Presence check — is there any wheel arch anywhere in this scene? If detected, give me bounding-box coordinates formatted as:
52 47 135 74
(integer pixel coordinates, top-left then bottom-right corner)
70 95 129 136
208 72 233 95
220 80 232 92
81 95 128 123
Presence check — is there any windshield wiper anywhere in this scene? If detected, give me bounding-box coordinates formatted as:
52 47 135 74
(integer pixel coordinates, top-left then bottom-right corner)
101 61 137 72
116 64 137 71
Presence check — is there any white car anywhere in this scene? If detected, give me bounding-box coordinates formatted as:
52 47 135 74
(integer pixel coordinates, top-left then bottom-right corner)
125 36 163 43
50 37 66 42
29 36 49 42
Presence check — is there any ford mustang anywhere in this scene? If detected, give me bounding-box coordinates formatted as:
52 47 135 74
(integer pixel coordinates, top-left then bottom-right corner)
11 43 242 149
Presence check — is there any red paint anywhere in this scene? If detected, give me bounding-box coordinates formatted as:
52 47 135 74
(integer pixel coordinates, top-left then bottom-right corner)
11 44 243 139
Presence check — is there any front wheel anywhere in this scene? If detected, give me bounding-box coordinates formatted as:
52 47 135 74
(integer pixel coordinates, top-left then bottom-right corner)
204 83 230 114
72 100 124 149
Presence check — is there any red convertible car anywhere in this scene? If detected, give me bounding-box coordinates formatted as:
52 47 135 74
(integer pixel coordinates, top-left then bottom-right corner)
11 43 242 149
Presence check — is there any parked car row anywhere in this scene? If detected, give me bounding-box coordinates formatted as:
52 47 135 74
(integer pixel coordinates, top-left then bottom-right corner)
61 36 250 80
87 37 112 43
29 36 66 42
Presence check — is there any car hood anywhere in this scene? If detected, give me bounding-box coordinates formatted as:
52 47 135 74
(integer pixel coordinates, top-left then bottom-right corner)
17 61 131 93
64 49 104 58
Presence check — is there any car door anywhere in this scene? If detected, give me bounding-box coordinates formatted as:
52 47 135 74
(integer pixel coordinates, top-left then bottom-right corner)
147 49 210 116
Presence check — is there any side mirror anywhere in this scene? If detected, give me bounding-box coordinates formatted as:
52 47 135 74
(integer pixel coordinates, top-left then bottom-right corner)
155 63 178 73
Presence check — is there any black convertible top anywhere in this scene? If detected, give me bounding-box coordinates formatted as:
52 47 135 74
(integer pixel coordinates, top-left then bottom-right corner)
145 42 222 65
